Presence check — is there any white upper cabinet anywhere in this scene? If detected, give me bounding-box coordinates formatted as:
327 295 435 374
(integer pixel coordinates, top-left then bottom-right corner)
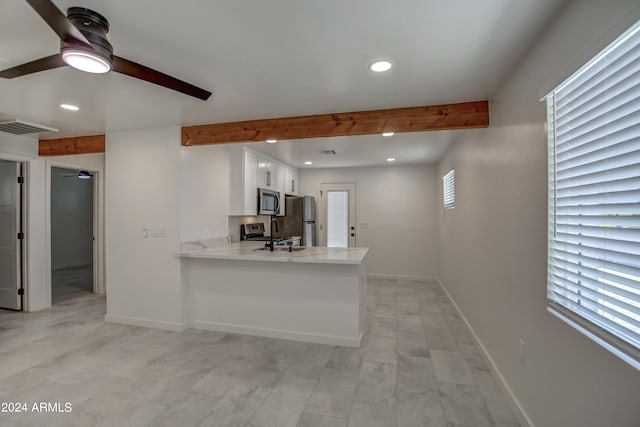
257 156 278 190
228 146 258 216
229 146 298 216
284 168 299 195
276 165 286 216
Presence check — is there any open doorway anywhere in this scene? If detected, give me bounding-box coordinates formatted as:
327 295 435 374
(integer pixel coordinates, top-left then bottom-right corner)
50 167 94 304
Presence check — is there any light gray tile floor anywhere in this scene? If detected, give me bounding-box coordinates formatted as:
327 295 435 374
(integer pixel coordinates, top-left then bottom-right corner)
51 265 93 305
0 278 519 427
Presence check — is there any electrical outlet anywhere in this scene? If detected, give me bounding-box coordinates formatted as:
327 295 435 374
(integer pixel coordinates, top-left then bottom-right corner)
518 338 526 363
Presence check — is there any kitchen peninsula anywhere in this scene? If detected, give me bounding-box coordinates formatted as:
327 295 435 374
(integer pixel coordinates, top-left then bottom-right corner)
179 243 369 347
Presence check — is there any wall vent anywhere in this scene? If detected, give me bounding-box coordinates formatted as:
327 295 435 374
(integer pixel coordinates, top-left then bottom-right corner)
319 149 337 155
0 119 58 135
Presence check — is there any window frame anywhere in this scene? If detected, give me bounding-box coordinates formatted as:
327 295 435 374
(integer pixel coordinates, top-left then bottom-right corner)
443 169 455 209
545 20 640 370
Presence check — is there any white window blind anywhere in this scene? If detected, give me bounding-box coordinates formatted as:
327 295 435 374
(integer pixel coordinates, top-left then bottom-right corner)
327 191 349 248
443 169 455 209
546 20 640 369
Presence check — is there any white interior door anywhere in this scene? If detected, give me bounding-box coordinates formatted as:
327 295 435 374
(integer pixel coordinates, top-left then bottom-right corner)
320 183 356 248
0 160 21 310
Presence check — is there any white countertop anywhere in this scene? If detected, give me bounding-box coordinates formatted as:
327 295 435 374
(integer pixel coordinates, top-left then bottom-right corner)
178 242 369 265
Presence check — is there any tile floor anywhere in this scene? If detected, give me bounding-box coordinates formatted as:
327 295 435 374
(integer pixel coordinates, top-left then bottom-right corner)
51 265 94 305
0 278 520 427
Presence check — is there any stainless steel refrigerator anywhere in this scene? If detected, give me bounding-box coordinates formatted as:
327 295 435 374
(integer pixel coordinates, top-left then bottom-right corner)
280 196 316 246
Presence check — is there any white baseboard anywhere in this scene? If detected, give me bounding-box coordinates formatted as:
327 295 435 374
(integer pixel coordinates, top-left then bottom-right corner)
367 273 438 282
436 278 534 427
105 314 185 332
191 320 361 348
26 301 50 312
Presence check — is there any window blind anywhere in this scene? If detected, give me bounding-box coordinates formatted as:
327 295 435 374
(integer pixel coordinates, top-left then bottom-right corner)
327 190 349 248
443 169 455 209
546 20 640 369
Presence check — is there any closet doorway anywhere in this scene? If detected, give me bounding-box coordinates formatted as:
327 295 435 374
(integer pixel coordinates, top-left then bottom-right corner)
50 167 95 304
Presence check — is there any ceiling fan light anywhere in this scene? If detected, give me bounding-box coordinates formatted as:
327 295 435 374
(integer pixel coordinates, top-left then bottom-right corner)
61 49 112 74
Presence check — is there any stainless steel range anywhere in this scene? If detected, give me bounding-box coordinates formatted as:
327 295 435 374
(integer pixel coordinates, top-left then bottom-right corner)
240 223 301 246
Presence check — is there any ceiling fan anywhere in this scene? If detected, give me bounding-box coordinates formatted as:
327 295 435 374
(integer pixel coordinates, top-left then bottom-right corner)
62 170 93 179
0 0 212 100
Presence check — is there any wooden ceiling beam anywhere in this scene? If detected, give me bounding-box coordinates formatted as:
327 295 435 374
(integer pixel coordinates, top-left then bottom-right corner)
38 134 105 156
182 100 489 146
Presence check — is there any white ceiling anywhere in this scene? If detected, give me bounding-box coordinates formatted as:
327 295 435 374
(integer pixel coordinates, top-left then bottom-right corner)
0 0 565 166
243 130 458 169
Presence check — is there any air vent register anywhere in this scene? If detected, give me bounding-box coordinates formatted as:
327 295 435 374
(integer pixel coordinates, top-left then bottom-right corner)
0 119 58 135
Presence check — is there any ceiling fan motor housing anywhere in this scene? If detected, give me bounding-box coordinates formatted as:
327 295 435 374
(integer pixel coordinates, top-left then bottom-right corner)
61 7 113 64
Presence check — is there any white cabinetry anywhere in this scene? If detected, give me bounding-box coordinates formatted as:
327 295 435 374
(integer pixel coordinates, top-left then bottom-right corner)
257 156 277 190
276 165 286 216
228 147 258 216
229 146 299 216
284 168 299 195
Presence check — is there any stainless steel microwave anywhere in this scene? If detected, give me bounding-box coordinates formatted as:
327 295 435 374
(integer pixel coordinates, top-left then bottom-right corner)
258 188 280 215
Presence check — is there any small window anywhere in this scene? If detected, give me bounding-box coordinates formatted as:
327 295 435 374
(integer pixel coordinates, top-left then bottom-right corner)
443 169 455 209
546 20 640 369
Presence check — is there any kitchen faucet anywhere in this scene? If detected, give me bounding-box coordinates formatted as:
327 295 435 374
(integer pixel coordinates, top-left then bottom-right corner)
268 216 279 252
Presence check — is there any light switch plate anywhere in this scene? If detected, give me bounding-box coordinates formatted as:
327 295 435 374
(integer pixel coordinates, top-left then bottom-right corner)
149 227 167 238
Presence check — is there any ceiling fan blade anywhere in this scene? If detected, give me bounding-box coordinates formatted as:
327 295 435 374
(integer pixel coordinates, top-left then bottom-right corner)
0 54 65 78
112 56 212 101
25 0 91 47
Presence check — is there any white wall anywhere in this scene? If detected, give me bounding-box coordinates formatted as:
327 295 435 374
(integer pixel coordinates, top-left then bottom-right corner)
50 167 93 269
105 127 184 330
299 164 438 279
179 144 229 242
0 133 38 159
437 1 640 426
26 159 48 311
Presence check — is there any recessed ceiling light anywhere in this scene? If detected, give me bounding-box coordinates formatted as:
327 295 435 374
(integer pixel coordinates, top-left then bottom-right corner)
266 139 277 143
304 161 313 165
369 60 392 72
60 103 79 111
386 158 396 162
382 132 395 137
